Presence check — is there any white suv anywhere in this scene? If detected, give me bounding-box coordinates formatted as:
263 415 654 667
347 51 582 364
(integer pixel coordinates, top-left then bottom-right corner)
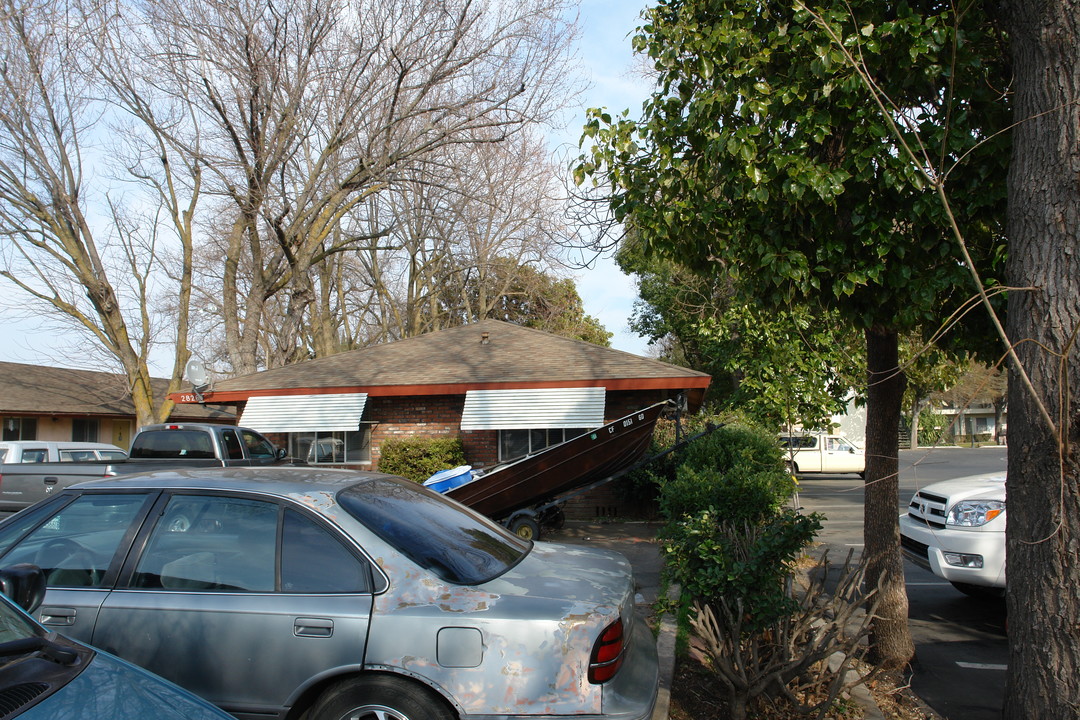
899 473 1006 597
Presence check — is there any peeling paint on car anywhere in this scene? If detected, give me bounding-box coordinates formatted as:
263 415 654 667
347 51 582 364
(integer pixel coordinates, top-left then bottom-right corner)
17 468 658 720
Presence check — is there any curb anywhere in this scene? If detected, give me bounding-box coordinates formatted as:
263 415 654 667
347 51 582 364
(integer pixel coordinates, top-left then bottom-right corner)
650 584 680 720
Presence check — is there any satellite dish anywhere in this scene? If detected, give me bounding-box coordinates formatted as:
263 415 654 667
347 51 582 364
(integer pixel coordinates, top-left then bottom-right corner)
185 359 210 387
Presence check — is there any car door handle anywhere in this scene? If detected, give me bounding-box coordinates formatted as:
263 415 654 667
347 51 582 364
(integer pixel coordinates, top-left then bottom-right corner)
39 606 76 626
294 617 334 638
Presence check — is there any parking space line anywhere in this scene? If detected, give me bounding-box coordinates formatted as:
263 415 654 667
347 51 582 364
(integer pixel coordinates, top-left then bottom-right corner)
957 662 1008 671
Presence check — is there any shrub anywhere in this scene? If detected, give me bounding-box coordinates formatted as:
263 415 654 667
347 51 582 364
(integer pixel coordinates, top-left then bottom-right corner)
655 422 795 523
660 508 822 630
377 436 467 483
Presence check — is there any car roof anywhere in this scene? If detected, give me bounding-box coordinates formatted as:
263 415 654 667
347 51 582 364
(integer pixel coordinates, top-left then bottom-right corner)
71 466 407 499
0 441 124 449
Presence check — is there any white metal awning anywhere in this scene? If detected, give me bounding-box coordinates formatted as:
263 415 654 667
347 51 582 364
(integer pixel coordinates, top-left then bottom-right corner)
239 393 368 433
460 387 605 431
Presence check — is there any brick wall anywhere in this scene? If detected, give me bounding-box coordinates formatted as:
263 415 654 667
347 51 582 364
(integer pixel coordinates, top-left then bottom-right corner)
366 395 465 467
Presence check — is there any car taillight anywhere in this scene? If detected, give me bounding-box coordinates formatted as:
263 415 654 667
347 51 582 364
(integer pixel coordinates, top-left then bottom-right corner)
588 618 625 684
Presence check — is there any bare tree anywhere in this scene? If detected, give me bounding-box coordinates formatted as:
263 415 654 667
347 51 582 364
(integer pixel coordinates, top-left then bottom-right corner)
124 0 581 373
0 0 199 425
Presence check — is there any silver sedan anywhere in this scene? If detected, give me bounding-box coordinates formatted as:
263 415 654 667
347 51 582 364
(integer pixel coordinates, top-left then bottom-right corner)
0 467 658 720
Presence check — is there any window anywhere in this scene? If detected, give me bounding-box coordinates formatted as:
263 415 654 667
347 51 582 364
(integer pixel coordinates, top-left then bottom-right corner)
0 493 151 588
2 417 36 441
134 495 278 592
222 429 244 460
241 429 277 460
72 418 99 443
19 449 48 463
281 509 370 593
131 494 370 594
338 475 528 585
288 427 371 464
497 428 587 461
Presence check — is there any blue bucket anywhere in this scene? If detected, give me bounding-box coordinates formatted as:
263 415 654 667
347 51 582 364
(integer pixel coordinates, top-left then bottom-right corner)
423 465 473 493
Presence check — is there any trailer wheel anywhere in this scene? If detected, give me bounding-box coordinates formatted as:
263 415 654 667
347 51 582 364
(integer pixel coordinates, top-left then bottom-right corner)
509 516 540 541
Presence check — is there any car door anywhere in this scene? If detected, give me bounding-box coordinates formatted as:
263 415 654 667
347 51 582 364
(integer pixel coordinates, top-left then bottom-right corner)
824 436 863 473
0 491 158 642
93 492 375 716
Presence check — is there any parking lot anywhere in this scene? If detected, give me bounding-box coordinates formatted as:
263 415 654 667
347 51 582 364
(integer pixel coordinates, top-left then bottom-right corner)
799 446 1009 720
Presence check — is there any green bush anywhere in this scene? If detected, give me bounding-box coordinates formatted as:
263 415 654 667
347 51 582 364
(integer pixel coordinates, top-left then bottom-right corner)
661 508 822 630
917 407 949 445
655 422 795 523
377 436 467 483
653 417 820 631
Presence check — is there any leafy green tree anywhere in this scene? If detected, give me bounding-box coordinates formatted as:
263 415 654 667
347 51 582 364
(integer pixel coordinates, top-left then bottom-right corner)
619 237 862 428
900 334 969 447
577 0 1009 668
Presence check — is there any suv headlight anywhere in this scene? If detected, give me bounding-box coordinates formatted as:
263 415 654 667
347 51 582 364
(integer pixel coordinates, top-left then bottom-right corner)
946 500 1005 527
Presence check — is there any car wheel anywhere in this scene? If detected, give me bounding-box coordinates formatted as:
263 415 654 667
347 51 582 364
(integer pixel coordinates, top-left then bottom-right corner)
509 516 540 541
309 675 456 720
950 581 1005 599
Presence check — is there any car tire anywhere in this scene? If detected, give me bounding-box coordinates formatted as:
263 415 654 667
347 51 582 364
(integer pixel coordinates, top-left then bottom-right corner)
509 516 540 541
950 581 1005 599
309 674 456 720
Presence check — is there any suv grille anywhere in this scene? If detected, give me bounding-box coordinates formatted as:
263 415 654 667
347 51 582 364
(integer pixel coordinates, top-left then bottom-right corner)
908 491 949 530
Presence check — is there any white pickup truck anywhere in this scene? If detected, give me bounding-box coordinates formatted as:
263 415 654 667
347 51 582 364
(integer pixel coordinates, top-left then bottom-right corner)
0 441 128 464
779 432 865 475
899 473 1006 597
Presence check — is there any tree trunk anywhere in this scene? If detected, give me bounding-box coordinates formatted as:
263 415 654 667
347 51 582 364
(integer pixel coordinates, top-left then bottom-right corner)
910 395 923 449
863 327 915 670
1002 2 1080 717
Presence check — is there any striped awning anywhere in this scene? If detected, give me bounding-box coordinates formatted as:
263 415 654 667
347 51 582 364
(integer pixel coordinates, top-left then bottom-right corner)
460 387 605 431
239 393 367 433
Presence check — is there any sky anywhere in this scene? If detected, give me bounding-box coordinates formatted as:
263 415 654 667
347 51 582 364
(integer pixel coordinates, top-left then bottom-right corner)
0 0 656 372
561 0 655 357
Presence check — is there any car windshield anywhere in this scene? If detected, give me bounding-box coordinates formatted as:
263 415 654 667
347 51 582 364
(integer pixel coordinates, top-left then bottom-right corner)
0 595 41 646
338 476 529 585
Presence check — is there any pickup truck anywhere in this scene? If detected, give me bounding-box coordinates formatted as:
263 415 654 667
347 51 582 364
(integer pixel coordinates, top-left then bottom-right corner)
899 472 1006 598
0 423 287 513
0 441 128 464
779 432 865 476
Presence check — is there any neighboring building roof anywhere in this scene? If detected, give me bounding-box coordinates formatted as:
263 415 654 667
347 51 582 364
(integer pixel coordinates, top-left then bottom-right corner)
193 320 711 404
0 361 233 420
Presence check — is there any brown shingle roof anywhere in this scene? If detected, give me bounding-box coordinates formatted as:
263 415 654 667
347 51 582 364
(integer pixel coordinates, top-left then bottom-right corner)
207 320 710 398
0 361 232 420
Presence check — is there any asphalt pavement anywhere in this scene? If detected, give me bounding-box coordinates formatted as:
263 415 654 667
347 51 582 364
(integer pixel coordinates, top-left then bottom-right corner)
799 446 1009 720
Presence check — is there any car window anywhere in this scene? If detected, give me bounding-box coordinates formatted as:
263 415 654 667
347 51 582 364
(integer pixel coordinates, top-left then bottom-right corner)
241 431 276 460
338 476 529 586
222 430 245 460
0 494 151 588
0 595 42 643
60 450 96 462
19 449 47 463
281 509 370 593
133 495 278 592
99 451 128 461
0 448 7 462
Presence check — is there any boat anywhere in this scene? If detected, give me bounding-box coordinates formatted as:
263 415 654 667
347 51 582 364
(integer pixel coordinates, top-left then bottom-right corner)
445 400 671 534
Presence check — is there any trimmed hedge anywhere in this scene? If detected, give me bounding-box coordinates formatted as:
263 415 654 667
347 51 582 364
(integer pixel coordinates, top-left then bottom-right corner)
377 436 467 484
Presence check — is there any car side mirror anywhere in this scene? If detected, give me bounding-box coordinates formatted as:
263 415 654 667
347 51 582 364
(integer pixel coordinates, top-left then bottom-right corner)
0 564 47 614
277 448 288 460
